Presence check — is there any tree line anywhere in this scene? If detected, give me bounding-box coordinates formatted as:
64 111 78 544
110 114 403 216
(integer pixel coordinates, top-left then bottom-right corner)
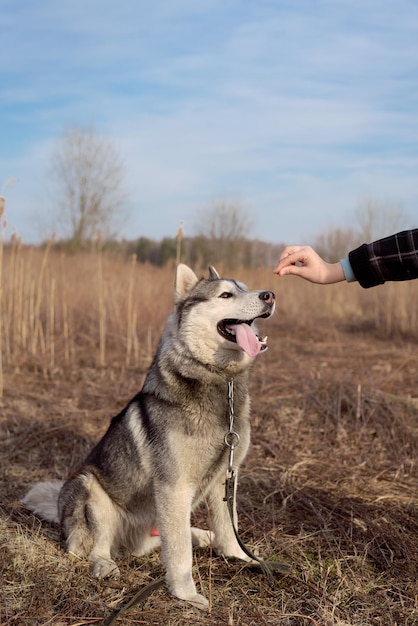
51 233 284 270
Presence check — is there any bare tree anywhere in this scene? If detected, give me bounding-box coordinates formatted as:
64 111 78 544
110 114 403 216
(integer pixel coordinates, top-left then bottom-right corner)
197 200 251 240
355 196 407 242
312 196 408 261
49 126 127 245
194 200 253 268
314 226 360 263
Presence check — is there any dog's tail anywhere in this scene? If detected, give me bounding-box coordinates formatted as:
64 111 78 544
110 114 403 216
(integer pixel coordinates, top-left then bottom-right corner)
21 481 63 524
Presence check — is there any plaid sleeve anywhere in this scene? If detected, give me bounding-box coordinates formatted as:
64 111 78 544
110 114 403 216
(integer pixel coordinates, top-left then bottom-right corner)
348 229 418 288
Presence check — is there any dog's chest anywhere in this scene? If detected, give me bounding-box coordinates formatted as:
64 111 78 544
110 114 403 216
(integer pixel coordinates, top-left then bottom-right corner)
165 422 249 486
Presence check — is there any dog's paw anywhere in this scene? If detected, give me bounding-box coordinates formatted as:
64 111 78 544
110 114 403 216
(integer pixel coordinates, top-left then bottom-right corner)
215 545 252 562
175 592 209 611
191 527 214 549
91 556 120 579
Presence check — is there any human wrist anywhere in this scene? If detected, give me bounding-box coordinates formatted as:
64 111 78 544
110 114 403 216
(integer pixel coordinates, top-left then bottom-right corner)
322 262 345 284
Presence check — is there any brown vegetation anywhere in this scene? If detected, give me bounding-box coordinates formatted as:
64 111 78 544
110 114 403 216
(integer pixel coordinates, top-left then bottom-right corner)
1 246 418 625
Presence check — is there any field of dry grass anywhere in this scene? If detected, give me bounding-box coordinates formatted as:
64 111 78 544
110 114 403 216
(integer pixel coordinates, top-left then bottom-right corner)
1 246 418 625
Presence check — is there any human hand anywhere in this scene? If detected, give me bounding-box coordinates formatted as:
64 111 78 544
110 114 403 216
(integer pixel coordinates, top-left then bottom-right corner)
274 245 345 284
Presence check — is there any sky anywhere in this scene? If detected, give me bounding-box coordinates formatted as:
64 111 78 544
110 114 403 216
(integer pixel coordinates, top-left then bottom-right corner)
1 0 418 245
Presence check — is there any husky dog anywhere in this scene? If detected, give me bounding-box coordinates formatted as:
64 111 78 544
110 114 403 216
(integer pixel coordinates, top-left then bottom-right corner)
23 264 275 609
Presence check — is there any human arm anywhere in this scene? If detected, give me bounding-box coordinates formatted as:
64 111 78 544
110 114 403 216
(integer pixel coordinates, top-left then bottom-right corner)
275 229 418 288
348 229 418 288
274 246 348 284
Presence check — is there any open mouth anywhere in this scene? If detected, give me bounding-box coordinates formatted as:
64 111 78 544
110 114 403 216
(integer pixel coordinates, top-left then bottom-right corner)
217 313 270 357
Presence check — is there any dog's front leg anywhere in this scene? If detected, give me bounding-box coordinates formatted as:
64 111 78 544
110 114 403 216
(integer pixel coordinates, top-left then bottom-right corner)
154 480 209 610
207 472 253 562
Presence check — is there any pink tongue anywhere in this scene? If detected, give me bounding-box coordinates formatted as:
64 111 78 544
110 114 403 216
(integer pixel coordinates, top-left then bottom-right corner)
228 324 261 357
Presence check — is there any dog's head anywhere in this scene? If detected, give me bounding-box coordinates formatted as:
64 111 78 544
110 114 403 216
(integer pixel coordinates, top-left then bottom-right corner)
174 264 275 370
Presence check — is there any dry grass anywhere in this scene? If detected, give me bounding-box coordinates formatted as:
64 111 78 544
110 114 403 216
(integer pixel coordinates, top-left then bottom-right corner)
1 248 418 625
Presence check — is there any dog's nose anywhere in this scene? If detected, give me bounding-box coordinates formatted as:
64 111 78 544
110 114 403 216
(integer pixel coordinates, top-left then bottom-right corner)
259 291 275 304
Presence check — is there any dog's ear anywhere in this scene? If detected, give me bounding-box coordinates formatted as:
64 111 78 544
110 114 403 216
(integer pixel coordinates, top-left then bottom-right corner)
175 264 199 301
208 266 221 281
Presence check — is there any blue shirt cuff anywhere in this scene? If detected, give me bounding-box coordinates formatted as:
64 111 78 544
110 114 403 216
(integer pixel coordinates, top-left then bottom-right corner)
340 257 357 283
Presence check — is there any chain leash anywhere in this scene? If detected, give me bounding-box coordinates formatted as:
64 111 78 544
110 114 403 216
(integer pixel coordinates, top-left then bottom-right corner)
223 377 290 578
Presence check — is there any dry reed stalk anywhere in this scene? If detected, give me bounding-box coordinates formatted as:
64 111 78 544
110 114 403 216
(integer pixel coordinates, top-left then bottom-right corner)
59 252 74 367
1 275 11 367
3 238 30 368
28 277 35 356
411 294 418 335
31 234 55 359
384 284 395 337
37 318 47 372
176 220 184 265
12 237 24 353
48 277 56 370
60 253 70 366
4 232 18 362
62 299 70 365
97 233 106 367
132 307 140 365
17 245 33 354
63 298 75 366
126 253 137 367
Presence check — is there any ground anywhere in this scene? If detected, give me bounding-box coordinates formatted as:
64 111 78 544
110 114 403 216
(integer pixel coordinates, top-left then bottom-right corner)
1 316 418 625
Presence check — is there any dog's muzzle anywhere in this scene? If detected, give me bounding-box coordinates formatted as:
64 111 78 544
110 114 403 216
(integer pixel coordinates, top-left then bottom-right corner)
217 290 275 357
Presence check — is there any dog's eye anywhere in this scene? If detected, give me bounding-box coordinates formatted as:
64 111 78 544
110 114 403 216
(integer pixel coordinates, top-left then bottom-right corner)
219 292 233 298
